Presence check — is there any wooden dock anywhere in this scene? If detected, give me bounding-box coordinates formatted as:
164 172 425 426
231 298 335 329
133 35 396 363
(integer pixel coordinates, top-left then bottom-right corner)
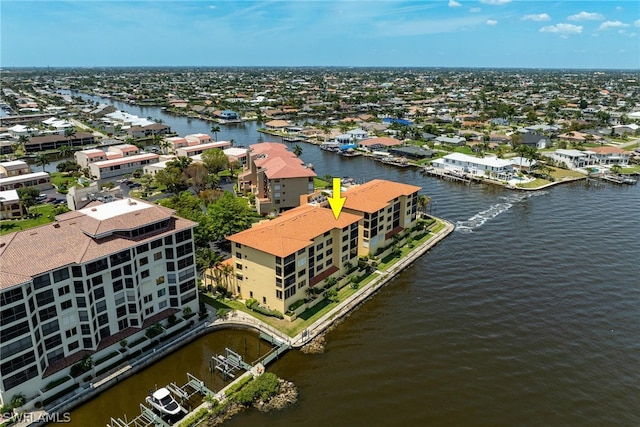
422 167 480 183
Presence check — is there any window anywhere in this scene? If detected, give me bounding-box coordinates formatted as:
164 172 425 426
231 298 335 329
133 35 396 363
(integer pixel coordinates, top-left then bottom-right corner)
68 341 79 351
276 290 283 300
76 296 86 308
79 311 88 322
0 321 30 342
44 335 62 350
159 301 167 309
93 286 105 300
0 336 33 359
58 285 70 296
3 365 38 390
33 274 51 290
85 258 108 276
139 257 149 266
262 296 267 304
113 279 123 293
154 251 162 261
151 239 163 249
65 328 77 338
136 243 149 255
145 307 154 316
143 294 153 304
141 270 150 279
1 304 26 326
156 276 165 285
157 288 166 297
111 268 122 279
61 300 73 310
97 314 108 326
96 300 107 313
83 337 93 348
52 268 70 283
39 306 57 322
1 351 36 376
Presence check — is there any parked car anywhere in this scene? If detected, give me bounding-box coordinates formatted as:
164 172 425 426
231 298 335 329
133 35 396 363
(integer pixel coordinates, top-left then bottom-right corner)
45 197 57 203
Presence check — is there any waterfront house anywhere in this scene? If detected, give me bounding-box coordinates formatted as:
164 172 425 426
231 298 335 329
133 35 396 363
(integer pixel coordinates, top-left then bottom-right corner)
431 153 515 180
127 123 172 139
25 132 95 152
611 124 639 136
265 120 290 130
227 204 361 314
341 179 420 257
587 146 631 166
550 149 596 170
358 137 402 151
238 142 316 215
0 198 199 410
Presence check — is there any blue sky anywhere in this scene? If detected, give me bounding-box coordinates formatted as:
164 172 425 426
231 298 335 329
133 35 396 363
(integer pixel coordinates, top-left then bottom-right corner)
1 1 639 69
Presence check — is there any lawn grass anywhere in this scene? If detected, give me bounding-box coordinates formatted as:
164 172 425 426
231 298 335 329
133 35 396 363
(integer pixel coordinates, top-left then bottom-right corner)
314 177 330 189
620 164 640 174
0 204 56 235
516 178 551 189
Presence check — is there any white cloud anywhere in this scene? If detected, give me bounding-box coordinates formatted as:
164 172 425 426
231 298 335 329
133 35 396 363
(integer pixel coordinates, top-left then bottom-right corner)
598 21 629 30
567 11 604 21
479 0 511 5
207 5 216 10
522 13 550 22
469 7 481 13
634 19 640 27
540 23 582 34
486 19 498 26
448 0 461 7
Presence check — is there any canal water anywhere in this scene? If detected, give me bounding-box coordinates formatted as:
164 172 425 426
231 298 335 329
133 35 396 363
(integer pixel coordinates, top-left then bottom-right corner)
60 95 640 426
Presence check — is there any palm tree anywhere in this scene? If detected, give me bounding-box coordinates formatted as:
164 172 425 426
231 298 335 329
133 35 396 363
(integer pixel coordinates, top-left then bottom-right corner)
17 135 29 153
210 124 221 141
417 194 431 215
35 153 49 172
58 143 73 158
293 144 303 157
64 127 77 147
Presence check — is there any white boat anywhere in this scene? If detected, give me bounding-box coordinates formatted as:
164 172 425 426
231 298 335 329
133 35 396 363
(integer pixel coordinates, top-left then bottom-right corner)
145 387 184 416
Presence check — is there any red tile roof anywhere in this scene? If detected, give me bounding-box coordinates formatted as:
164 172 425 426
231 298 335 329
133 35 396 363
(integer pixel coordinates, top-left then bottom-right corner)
228 205 360 257
343 179 420 214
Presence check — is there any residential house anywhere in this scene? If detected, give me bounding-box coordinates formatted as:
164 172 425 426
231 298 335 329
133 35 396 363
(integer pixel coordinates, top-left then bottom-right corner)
0 198 198 410
0 172 52 192
587 146 631 166
612 124 639 136
227 205 361 314
435 136 466 146
265 120 290 130
521 132 551 149
89 153 160 180
75 149 108 168
127 123 172 139
431 153 515 180
358 137 402 151
550 149 596 169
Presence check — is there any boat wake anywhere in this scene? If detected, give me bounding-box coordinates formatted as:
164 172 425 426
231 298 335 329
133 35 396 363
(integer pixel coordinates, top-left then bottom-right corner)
455 191 547 233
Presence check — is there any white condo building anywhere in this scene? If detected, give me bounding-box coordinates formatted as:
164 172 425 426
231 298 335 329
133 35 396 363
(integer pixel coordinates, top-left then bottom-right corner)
0 198 199 409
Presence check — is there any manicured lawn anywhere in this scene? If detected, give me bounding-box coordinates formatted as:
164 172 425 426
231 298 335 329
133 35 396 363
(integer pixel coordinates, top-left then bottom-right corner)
49 172 84 194
314 177 329 189
0 204 56 235
516 178 551 189
548 167 586 180
620 164 640 174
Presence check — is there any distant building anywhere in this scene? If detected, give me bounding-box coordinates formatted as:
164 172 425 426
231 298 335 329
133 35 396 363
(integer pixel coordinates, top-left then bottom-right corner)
175 141 231 157
431 153 515 180
550 149 596 169
358 137 402 151
25 132 95 152
434 136 466 146
127 123 172 139
238 142 316 215
0 160 31 178
0 189 22 219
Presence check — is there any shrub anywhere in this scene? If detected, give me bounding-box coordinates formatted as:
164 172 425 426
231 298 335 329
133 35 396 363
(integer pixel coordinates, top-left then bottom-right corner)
232 372 280 405
178 408 209 427
42 384 79 406
95 351 119 366
129 337 147 348
167 314 177 325
323 288 338 303
145 323 164 339
287 299 305 312
44 376 71 392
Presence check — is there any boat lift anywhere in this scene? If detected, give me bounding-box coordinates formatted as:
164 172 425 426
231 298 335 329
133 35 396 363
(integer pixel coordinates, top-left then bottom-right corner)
210 348 251 379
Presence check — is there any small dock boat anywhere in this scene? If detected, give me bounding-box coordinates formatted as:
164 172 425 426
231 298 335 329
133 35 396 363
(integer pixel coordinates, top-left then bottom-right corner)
145 387 184 416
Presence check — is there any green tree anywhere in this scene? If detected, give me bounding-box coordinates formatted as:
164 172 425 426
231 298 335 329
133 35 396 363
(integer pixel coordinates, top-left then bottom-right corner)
196 248 223 289
293 144 303 157
58 143 73 158
201 148 229 174
160 191 213 247
207 192 256 240
35 153 50 172
17 186 39 215
210 124 221 141
610 163 622 175
18 134 29 152
64 127 77 146
417 194 431 214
